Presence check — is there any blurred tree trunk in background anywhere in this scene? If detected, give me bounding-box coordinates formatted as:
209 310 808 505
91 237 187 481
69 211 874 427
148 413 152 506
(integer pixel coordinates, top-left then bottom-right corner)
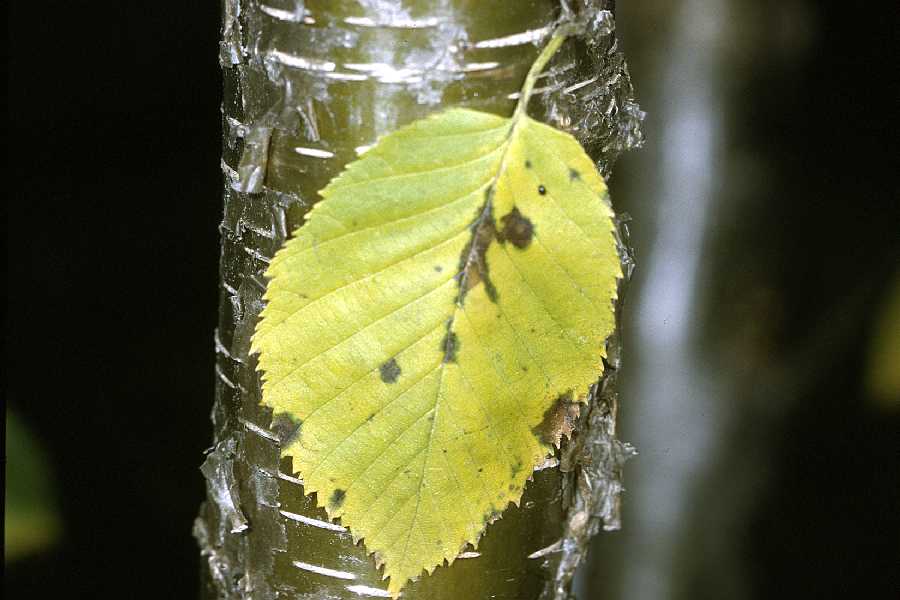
581 1 900 599
195 1 642 599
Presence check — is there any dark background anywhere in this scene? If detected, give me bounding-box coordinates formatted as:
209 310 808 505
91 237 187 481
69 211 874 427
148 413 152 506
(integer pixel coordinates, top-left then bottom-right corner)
6 1 898 598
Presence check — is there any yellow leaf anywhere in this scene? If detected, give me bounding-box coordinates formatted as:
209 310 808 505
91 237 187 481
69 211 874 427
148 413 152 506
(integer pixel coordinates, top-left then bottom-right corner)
252 29 621 595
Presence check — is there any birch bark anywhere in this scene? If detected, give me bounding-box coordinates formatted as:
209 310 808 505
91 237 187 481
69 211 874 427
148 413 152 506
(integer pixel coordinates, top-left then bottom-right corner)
195 2 642 598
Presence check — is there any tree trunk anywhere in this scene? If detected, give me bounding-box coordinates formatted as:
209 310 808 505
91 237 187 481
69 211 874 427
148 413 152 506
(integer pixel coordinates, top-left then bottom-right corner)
195 1 642 598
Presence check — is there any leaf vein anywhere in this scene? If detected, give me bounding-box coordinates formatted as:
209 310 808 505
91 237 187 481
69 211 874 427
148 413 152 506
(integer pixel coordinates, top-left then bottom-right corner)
327 144 505 192
273 180 490 268
263 276 457 394
303 328 448 480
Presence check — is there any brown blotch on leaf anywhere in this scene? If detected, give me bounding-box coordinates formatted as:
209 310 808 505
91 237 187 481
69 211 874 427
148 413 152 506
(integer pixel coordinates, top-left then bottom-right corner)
456 191 499 304
271 413 302 447
497 207 534 249
329 488 346 510
524 159 532 169
569 168 581 181
441 321 459 363
379 357 401 383
533 390 581 447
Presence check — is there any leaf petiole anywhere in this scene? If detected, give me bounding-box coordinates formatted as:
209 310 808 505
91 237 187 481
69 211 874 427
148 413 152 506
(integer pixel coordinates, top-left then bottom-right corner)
513 24 576 121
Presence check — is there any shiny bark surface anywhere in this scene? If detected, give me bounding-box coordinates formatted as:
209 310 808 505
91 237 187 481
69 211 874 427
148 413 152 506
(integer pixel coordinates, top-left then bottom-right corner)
195 2 642 598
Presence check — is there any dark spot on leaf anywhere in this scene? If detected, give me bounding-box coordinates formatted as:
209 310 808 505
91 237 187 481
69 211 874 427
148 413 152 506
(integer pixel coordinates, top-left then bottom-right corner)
442 448 447 453
271 413 302 447
366 413 376 422
522 366 528 372
478 468 483 473
329 488 346 510
434 265 443 272
455 191 498 304
379 357 401 383
511 458 523 478
441 320 459 363
538 185 547 195
569 168 580 181
497 207 534 249
533 391 580 447
524 159 532 169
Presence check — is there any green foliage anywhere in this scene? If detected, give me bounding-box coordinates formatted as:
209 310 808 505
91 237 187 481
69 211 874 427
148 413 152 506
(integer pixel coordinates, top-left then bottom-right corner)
5 411 61 562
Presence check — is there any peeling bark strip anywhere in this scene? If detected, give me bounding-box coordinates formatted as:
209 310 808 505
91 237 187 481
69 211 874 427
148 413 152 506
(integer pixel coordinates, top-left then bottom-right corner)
197 1 641 599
